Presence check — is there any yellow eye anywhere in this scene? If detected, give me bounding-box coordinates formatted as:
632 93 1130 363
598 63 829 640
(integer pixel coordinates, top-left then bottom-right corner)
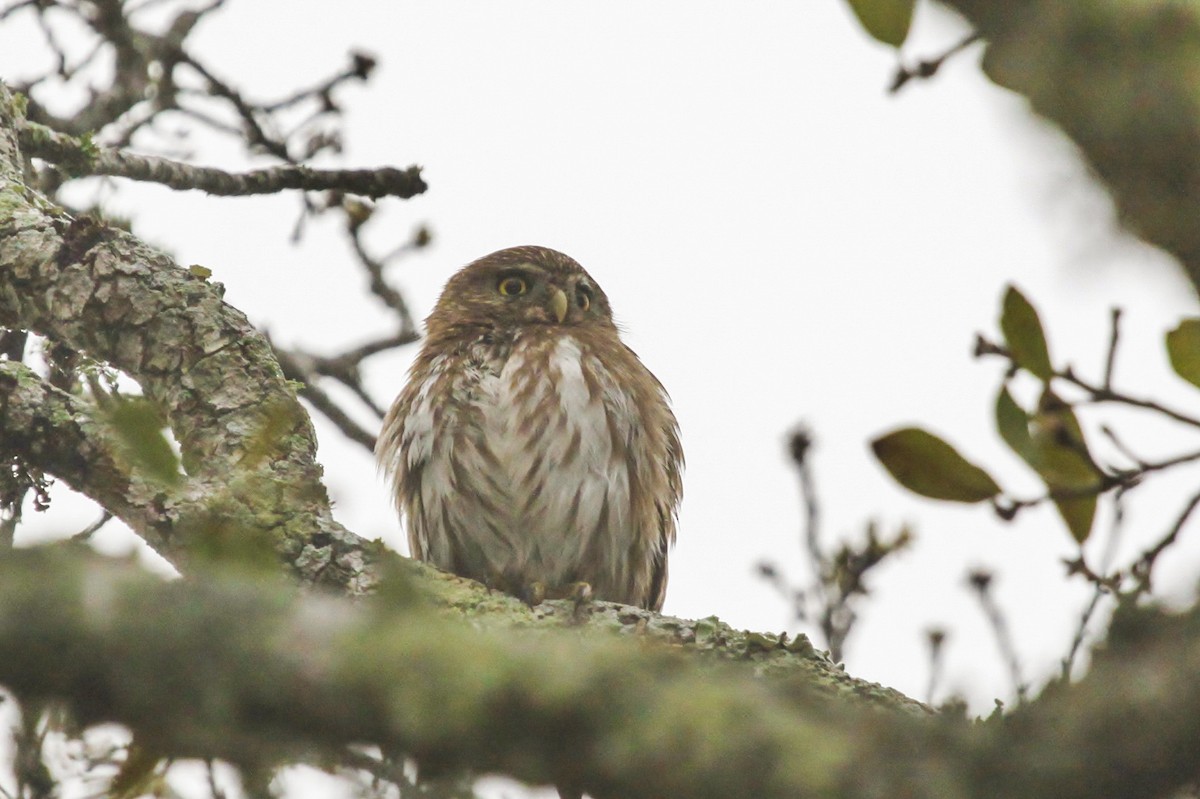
498 276 528 296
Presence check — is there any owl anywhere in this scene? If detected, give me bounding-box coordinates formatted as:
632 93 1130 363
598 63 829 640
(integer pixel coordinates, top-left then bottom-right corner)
376 246 683 611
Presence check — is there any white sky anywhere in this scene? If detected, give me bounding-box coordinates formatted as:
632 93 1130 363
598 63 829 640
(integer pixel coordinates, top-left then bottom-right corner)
4 1 1200 717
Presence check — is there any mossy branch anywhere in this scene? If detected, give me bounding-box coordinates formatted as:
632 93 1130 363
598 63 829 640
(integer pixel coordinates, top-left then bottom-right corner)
1 548 1199 799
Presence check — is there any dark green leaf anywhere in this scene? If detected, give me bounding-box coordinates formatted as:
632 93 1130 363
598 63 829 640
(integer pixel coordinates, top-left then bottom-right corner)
1029 389 1101 490
995 385 1032 462
1000 285 1053 380
844 0 916 47
872 427 1001 503
105 397 182 486
1166 318 1200 390
1053 495 1097 545
1029 388 1102 543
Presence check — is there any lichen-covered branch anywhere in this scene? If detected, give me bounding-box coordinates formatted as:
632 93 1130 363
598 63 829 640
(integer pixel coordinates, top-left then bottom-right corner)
938 0 1200 294
1 548 1198 799
0 81 374 592
0 360 172 551
18 120 428 199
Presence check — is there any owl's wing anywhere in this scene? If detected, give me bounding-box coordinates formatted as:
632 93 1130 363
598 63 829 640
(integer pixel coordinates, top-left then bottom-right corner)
376 357 445 562
641 358 684 613
646 535 670 613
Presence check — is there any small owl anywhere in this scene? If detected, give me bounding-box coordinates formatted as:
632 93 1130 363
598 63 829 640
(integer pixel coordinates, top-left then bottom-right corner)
376 246 683 611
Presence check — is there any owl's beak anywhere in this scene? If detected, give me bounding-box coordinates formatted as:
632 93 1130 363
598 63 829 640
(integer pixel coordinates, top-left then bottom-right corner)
549 287 569 323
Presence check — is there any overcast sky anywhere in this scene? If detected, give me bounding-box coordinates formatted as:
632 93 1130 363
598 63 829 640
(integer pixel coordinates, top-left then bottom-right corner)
5 1 1200 717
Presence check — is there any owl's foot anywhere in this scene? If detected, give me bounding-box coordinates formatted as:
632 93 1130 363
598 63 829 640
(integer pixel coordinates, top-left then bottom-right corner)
519 580 548 606
565 581 594 624
565 580 593 602
514 580 594 612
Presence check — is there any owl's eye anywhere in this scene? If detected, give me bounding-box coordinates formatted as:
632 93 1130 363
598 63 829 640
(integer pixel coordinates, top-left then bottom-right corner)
576 285 592 311
497 276 528 296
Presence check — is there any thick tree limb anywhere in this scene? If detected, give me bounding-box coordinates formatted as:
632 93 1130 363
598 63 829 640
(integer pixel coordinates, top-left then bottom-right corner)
17 120 427 199
0 549 1197 799
937 0 1200 294
0 82 374 592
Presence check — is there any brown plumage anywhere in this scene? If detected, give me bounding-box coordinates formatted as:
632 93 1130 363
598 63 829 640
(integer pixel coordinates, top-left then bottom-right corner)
376 246 683 610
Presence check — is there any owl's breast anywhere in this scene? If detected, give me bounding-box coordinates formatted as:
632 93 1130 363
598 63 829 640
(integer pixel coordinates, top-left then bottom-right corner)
417 332 638 594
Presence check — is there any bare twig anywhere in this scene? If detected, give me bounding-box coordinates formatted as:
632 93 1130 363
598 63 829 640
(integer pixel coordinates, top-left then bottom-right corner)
345 219 424 326
791 426 826 608
967 569 1026 703
1061 487 1126 679
976 333 1200 430
1062 365 1200 430
70 511 114 543
19 121 427 199
1102 308 1121 390
924 627 947 705
889 32 983 93
1130 486 1200 594
260 51 377 113
759 428 911 664
273 346 379 452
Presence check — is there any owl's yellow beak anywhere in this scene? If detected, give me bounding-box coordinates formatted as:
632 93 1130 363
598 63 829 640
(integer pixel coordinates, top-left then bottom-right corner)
549 287 569 323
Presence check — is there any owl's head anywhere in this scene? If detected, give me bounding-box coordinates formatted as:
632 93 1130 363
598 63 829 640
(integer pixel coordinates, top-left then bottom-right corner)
426 246 615 340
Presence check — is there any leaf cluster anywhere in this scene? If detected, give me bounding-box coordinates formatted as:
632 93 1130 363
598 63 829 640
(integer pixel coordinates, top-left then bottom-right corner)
874 284 1200 583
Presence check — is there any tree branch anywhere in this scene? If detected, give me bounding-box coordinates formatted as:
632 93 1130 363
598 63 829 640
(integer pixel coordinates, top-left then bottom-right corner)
0 360 170 550
1 548 1198 799
0 82 374 592
17 120 427 199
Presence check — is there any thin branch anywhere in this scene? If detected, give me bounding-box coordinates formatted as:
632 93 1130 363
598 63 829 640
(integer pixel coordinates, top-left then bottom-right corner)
179 53 291 160
71 510 114 543
307 333 419 419
18 121 427 199
260 51 377 113
1102 307 1121 390
924 628 947 706
889 32 983 93
346 219 423 324
273 346 379 452
1131 486 1200 593
1061 365 1200 429
1062 487 1126 679
1100 423 1148 470
967 569 1027 703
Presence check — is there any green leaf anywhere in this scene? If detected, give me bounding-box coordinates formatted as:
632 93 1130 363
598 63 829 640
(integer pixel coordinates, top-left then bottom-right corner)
844 0 916 47
1000 285 1054 380
105 397 182 486
1166 318 1200 390
1028 389 1101 490
1029 388 1102 543
872 427 1001 503
995 385 1032 461
1052 494 1097 546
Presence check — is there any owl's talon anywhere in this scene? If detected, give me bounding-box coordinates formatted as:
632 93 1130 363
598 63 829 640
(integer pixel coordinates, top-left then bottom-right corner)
567 581 593 604
567 581 594 624
522 580 548 606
